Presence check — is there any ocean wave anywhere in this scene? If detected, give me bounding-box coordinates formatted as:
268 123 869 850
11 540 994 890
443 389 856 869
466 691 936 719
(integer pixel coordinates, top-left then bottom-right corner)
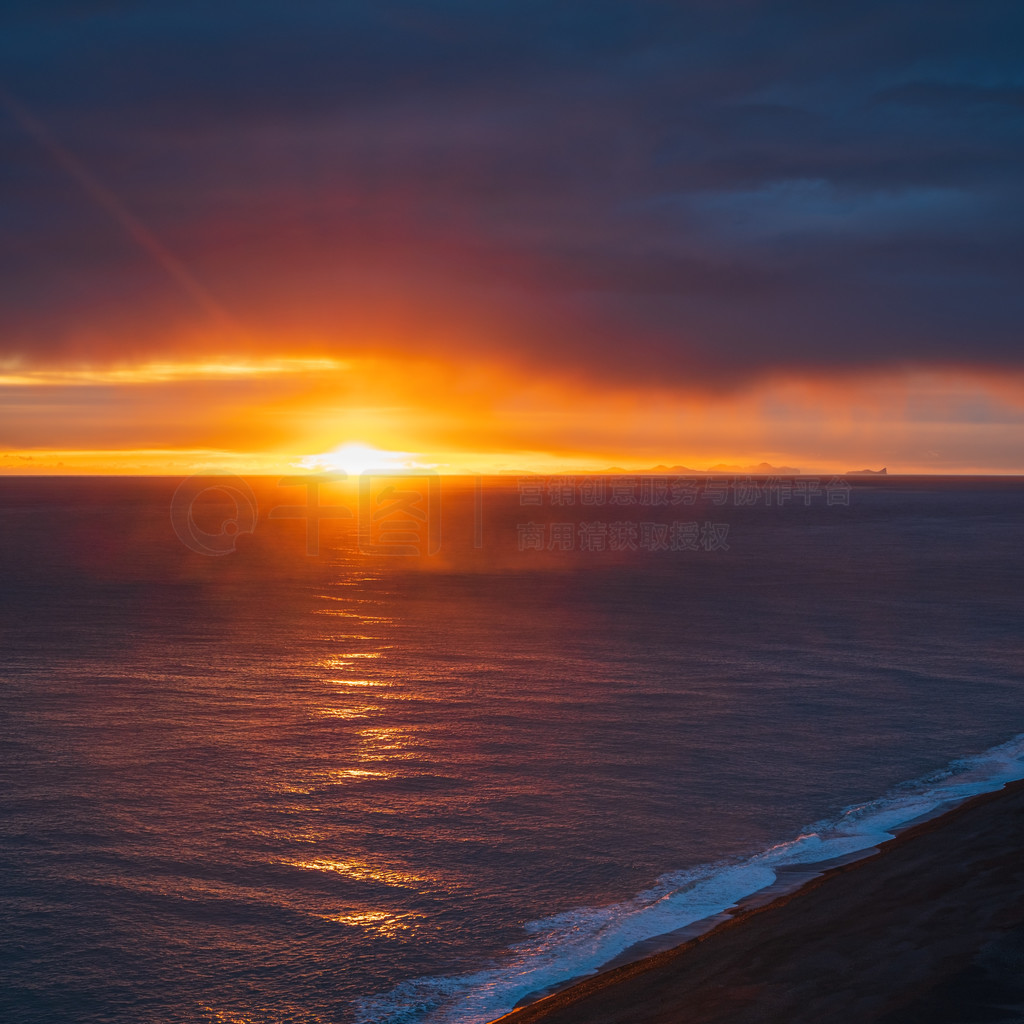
353 731 1024 1024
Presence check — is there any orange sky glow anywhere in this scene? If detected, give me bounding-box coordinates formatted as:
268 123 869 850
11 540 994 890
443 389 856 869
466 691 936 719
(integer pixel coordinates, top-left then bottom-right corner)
5 3 1024 480
2 351 1022 476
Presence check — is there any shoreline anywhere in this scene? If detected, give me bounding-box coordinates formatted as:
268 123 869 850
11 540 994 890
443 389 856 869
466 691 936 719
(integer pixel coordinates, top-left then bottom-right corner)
491 778 1024 1023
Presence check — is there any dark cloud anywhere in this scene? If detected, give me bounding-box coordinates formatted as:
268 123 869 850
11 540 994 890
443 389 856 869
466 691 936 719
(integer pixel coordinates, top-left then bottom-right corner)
1 0 1023 384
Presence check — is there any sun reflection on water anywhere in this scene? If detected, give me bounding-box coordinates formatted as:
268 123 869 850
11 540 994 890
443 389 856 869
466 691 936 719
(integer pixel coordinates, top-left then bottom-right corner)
281 857 432 890
314 909 422 938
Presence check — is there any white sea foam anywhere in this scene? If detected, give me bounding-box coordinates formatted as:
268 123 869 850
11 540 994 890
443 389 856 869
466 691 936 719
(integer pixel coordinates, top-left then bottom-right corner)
353 732 1024 1024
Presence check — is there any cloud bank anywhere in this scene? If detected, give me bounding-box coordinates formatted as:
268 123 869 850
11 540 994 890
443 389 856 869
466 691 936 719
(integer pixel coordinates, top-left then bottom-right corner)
1 0 1022 390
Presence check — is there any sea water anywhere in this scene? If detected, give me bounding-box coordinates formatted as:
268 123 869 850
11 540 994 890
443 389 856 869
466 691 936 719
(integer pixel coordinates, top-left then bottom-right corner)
1 476 1022 1023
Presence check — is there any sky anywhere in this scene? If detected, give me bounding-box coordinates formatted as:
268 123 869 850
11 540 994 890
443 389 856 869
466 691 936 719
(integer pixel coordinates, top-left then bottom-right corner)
2 0 1023 474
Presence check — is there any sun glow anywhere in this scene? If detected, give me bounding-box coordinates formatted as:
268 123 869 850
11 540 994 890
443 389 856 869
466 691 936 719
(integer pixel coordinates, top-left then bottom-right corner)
296 442 432 476
2 355 1023 475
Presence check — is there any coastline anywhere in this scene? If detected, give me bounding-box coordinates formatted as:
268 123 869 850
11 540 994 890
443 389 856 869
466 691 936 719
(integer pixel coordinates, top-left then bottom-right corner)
491 778 1024 1024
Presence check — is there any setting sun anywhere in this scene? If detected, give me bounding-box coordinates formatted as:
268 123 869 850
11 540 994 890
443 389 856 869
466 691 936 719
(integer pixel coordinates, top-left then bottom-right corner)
296 442 430 476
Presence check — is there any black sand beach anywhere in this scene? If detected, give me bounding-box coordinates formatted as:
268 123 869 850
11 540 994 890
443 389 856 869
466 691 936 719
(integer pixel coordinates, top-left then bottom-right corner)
493 779 1024 1024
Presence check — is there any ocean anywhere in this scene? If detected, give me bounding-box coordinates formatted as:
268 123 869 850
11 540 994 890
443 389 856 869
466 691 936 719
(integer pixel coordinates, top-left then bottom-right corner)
2 475 1022 1023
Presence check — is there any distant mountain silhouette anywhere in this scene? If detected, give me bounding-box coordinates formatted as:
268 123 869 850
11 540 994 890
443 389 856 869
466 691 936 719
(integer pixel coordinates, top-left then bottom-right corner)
706 462 802 476
599 462 801 475
846 467 887 475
